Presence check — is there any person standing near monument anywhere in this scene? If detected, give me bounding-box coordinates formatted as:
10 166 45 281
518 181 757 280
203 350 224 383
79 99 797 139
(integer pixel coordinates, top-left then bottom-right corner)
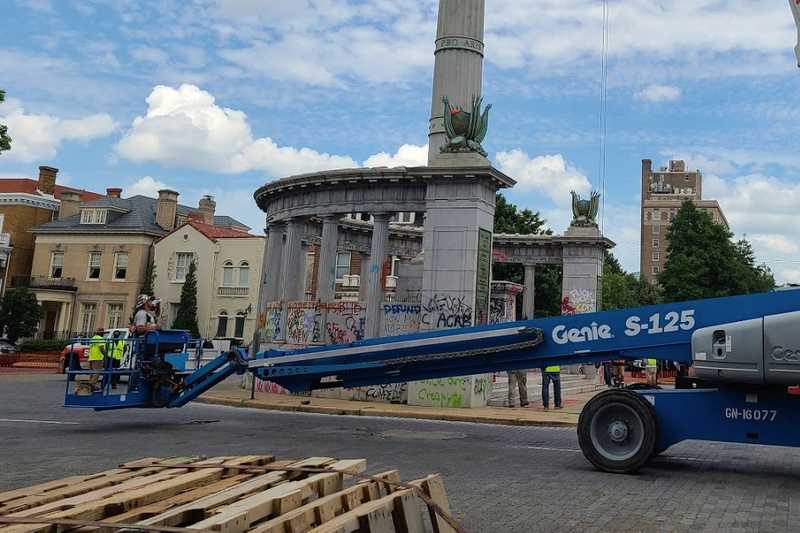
507 369 529 407
542 365 562 410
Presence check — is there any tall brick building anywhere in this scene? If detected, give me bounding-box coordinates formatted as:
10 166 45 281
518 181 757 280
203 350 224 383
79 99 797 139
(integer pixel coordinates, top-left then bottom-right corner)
640 159 728 283
0 166 102 295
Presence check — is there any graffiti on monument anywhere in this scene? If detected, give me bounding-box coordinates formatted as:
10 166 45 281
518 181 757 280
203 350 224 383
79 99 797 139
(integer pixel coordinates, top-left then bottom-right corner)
262 302 283 341
488 295 515 325
322 301 366 344
286 301 321 345
381 303 422 336
358 383 407 403
422 294 473 329
255 378 290 395
474 228 493 325
561 288 596 315
412 375 493 408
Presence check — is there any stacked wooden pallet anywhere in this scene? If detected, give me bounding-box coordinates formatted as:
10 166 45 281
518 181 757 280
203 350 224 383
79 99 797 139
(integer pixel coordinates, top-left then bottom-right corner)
0 455 459 533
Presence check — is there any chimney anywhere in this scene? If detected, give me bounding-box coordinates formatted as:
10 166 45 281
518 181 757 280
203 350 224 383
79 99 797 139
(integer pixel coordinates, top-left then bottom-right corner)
198 195 216 225
641 159 652 201
106 187 122 199
58 191 81 220
155 189 179 231
38 166 58 195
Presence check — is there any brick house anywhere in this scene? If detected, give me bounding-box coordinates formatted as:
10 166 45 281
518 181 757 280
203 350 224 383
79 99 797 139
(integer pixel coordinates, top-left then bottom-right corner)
0 166 102 295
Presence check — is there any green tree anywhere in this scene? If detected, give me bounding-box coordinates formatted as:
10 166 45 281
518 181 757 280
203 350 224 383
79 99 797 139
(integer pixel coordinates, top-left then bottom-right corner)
0 89 11 154
0 288 42 343
171 260 200 337
142 258 156 296
659 201 774 301
492 193 561 317
602 252 662 310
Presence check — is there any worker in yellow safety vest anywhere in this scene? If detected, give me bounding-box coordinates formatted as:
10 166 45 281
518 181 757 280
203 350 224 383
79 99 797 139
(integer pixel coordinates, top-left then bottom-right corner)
646 358 658 387
542 364 562 410
87 328 107 390
110 330 125 388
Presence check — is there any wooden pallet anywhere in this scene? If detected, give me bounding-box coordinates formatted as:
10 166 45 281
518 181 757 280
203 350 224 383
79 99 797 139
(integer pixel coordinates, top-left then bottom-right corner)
0 455 459 533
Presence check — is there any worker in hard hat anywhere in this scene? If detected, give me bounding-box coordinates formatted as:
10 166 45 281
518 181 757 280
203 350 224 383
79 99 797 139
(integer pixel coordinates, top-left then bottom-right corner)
646 358 658 387
542 364 562 410
110 330 125 389
87 327 107 390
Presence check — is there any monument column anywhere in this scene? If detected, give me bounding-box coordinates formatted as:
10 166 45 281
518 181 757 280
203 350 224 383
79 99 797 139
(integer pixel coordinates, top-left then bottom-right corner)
365 213 391 339
522 264 536 320
316 215 339 303
428 0 486 162
263 221 285 302
280 218 305 303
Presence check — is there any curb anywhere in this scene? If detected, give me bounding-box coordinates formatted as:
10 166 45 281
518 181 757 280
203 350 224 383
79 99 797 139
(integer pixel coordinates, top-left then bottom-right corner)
195 396 579 428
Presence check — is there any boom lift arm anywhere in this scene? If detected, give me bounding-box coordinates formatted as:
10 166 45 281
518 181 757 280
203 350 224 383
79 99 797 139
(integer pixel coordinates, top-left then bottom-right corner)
66 290 800 473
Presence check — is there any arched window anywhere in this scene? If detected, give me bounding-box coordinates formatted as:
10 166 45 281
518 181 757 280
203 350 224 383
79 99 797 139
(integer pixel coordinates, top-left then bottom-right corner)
222 261 234 287
216 311 228 338
239 261 249 287
234 312 246 338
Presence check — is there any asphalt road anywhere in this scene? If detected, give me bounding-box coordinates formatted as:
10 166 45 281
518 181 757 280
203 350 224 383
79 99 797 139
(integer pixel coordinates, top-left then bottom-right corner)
2 374 800 532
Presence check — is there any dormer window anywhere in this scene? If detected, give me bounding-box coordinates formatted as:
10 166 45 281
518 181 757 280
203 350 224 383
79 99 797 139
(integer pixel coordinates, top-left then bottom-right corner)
80 208 107 224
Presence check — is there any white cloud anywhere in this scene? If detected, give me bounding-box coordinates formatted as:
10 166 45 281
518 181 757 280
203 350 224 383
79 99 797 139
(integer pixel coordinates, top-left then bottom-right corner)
0 99 117 162
363 144 428 167
127 176 170 198
749 234 800 255
116 84 358 176
495 150 591 205
635 84 682 103
780 269 800 285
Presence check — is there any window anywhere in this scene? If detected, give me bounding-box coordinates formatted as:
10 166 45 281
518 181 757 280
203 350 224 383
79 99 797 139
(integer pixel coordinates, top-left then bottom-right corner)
652 239 659 249
87 252 101 280
390 256 401 277
652 251 660 262
652 265 660 275
223 261 234 286
80 303 97 335
234 312 246 338
335 252 351 280
216 311 228 338
80 209 107 224
238 261 249 287
392 212 415 224
114 252 128 280
645 211 652 221
652 223 660 235
175 252 192 281
106 303 123 329
50 252 64 279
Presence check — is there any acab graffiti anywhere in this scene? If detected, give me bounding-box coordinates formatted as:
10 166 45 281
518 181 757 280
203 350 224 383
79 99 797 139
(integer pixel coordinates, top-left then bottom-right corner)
422 294 473 329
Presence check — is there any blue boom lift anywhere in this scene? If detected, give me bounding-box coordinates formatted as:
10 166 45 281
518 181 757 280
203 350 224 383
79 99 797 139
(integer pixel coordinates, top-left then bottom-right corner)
65 290 800 473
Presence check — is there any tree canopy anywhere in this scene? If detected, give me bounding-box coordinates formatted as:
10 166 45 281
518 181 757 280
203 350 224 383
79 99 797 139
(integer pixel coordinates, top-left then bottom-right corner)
602 252 662 310
172 260 200 337
0 288 42 343
659 201 774 301
0 89 11 154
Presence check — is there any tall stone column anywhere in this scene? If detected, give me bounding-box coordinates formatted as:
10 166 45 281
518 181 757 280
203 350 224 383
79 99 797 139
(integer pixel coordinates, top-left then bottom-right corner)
263 221 285 302
317 215 339 303
522 264 536 320
428 0 486 163
365 213 391 339
280 218 305 303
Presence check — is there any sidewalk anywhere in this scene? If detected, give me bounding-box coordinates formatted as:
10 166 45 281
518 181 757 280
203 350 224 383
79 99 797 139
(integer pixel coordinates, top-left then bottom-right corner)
197 379 603 427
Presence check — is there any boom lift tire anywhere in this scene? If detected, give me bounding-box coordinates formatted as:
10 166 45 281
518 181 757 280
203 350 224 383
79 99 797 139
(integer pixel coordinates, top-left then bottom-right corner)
578 389 658 474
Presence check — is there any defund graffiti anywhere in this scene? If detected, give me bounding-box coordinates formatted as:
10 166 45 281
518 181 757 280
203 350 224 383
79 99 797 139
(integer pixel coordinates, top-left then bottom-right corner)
421 294 473 329
286 301 320 345
381 303 421 336
322 301 366 344
262 302 283 341
561 288 596 316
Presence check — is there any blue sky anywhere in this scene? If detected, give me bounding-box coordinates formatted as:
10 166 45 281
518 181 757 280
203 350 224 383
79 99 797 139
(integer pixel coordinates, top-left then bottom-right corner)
2 0 800 281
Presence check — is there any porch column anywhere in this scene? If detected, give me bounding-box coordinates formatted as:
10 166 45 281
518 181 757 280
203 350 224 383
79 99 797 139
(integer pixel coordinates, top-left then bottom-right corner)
522 265 536 320
365 213 391 339
317 215 339 303
263 221 285 302
280 217 305 303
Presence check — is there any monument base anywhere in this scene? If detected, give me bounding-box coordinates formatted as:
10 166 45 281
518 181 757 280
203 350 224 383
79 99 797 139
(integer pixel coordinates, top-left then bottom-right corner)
429 151 491 168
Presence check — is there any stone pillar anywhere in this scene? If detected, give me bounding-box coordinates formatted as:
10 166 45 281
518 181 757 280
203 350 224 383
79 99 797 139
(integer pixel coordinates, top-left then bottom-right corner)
263 221 285 303
428 0 486 163
280 218 305 303
317 216 339 303
365 213 391 339
522 265 536 320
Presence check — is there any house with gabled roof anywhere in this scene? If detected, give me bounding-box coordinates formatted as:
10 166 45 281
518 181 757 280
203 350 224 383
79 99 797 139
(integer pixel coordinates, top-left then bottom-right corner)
27 188 251 339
